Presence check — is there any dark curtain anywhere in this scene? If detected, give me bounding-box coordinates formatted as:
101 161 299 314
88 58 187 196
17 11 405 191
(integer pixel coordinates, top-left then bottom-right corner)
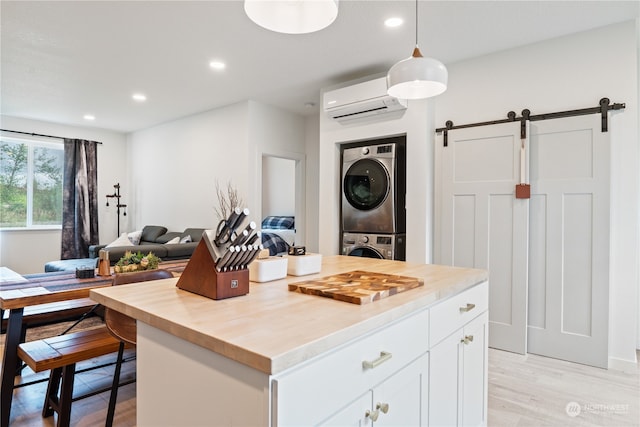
61 139 99 259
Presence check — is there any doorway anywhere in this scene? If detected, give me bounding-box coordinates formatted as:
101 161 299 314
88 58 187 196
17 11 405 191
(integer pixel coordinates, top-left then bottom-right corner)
262 157 295 217
260 152 306 246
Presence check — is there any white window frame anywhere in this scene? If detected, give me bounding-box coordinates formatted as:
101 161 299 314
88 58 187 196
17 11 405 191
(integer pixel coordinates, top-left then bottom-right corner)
0 135 64 230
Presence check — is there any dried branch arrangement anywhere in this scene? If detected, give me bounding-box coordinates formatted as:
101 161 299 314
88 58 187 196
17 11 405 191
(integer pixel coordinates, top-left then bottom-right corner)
214 180 244 222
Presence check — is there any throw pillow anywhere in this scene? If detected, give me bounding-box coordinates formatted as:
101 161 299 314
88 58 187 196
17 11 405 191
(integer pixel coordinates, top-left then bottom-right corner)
141 225 168 243
106 233 135 248
180 235 192 244
165 236 180 244
127 230 142 245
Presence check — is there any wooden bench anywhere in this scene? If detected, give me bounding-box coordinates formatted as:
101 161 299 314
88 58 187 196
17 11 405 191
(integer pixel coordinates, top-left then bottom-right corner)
1 298 97 333
18 327 123 427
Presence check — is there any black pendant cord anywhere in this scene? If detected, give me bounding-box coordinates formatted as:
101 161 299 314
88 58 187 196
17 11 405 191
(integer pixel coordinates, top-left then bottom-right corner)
0 128 103 144
437 98 625 147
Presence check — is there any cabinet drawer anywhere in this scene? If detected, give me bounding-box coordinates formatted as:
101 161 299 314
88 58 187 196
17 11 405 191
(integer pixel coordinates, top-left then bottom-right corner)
274 309 429 426
429 281 488 347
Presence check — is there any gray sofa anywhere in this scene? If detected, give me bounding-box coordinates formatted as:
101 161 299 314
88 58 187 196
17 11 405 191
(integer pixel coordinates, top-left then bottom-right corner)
89 225 207 265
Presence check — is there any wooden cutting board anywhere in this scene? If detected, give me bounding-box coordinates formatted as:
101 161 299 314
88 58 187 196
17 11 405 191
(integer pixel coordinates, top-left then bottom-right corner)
288 270 424 305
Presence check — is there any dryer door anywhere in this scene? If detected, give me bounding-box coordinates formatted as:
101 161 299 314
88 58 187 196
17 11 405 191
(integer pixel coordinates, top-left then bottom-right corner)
347 246 385 259
343 159 390 211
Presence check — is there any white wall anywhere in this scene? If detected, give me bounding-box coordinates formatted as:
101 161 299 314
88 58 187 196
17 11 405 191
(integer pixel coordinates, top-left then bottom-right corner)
0 115 127 274
127 102 250 232
262 156 295 217
318 76 434 264
127 100 307 239
637 13 640 357
434 21 639 368
304 115 320 252
248 101 307 245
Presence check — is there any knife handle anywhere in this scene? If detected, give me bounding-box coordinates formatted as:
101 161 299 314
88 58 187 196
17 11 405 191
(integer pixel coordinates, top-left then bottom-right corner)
246 231 261 245
216 246 236 271
228 208 250 234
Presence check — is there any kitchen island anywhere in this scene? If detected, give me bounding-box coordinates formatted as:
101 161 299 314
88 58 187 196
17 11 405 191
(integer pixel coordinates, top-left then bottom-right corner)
90 255 488 426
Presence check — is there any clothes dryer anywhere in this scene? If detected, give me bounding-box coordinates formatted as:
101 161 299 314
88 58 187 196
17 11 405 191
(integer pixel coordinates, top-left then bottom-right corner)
341 138 405 233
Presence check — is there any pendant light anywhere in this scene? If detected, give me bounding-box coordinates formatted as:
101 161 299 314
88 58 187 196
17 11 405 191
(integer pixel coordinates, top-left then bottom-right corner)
244 0 339 34
387 0 447 99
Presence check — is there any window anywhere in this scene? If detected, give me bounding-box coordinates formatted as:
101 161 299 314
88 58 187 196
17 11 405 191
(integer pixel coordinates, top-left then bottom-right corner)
0 137 64 229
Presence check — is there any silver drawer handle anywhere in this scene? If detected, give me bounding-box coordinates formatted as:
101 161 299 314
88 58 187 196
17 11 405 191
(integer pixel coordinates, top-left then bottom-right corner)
461 335 474 345
365 409 380 421
459 303 476 313
362 351 393 370
377 402 390 414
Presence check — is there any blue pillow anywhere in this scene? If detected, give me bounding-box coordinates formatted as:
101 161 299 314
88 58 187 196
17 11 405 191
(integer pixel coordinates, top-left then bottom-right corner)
261 216 295 230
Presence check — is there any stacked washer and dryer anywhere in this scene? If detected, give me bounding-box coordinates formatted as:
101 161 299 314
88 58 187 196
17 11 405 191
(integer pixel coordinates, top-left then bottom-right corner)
341 136 406 260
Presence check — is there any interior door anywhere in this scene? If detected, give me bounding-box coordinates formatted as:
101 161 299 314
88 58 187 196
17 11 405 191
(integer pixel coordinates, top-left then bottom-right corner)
527 114 609 368
437 121 529 354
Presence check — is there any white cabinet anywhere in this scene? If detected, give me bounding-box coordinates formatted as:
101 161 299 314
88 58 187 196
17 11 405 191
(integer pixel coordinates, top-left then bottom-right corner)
274 310 429 426
322 354 428 426
321 393 371 427
429 330 460 426
133 280 489 427
461 314 488 426
372 353 428 426
429 282 489 427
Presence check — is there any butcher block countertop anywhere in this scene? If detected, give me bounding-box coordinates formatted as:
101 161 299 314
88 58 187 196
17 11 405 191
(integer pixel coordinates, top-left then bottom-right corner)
90 255 487 375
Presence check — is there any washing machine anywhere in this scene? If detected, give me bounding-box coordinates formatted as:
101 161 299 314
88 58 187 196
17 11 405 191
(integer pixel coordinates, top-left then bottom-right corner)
342 232 406 261
341 138 405 233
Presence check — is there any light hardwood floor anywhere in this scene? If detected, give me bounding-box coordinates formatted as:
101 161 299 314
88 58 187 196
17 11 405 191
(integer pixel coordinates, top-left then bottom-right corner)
488 349 639 426
2 346 638 426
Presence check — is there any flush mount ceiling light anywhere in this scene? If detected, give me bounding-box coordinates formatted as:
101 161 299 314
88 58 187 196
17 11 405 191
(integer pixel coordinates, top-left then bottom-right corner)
244 0 338 34
387 0 447 99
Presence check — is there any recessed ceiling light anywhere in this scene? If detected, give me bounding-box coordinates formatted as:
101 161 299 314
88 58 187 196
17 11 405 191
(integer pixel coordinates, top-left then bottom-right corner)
209 61 226 70
132 93 147 102
385 17 403 28
83 114 95 121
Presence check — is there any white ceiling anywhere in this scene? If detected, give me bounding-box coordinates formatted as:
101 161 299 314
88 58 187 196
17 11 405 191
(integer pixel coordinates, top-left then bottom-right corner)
1 1 638 133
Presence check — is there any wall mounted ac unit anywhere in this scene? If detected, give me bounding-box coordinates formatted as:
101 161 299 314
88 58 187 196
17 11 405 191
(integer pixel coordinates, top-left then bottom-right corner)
323 77 407 124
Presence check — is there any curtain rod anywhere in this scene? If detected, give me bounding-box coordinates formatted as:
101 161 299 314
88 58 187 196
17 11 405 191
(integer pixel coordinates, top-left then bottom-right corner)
0 128 103 144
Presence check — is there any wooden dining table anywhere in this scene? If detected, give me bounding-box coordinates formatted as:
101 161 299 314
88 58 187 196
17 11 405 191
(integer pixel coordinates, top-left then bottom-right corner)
0 261 187 427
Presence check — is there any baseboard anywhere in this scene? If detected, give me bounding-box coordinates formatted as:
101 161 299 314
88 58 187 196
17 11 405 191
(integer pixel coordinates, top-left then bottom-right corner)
608 355 638 371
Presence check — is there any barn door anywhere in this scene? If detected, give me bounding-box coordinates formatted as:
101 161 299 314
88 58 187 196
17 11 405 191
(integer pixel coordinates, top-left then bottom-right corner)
527 114 609 368
436 113 610 367
437 122 529 355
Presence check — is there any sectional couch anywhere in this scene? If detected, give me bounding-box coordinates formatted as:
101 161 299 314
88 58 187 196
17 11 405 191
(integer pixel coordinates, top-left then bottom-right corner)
89 225 207 265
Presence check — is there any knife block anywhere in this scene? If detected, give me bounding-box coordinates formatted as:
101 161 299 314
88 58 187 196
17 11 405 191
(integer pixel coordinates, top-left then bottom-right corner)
176 237 249 300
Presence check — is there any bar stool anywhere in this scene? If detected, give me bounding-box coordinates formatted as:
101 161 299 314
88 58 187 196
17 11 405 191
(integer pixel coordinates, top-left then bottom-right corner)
104 269 174 427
